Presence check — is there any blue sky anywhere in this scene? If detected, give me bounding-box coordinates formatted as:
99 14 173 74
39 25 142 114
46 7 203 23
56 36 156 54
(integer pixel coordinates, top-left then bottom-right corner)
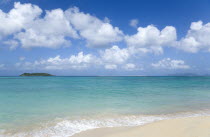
0 0 210 76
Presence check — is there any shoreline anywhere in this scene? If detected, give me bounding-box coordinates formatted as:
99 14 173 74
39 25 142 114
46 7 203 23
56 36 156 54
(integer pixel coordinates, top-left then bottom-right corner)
72 116 210 137
1 113 210 137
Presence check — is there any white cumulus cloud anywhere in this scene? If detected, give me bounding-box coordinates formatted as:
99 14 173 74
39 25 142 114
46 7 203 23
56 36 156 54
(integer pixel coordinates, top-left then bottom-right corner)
151 58 190 69
0 2 42 38
65 7 123 48
123 63 138 71
1 3 124 49
176 21 210 53
15 8 78 49
15 45 143 71
101 45 130 64
125 25 177 54
2 2 210 56
16 52 100 70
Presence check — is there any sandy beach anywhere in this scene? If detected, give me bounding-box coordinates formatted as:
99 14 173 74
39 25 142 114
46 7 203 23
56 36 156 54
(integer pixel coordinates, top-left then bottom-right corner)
72 116 210 137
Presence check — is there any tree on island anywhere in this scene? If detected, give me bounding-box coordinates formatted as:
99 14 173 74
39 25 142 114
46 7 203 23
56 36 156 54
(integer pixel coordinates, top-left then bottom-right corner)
20 73 54 76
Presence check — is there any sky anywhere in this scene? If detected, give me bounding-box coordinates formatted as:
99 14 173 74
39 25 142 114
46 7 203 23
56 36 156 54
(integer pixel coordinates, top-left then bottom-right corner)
0 0 210 76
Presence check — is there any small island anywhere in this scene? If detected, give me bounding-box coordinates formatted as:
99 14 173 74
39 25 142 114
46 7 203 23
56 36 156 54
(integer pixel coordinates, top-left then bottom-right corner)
20 73 54 76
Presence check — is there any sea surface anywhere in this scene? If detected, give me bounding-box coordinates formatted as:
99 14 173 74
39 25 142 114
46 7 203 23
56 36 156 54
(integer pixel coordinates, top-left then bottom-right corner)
1 76 210 137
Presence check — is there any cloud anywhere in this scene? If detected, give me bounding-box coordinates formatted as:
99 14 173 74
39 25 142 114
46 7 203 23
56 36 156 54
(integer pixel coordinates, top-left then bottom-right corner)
0 2 42 38
0 2 77 49
65 7 123 48
1 3 123 49
43 52 100 70
123 63 138 71
14 45 142 71
2 2 210 55
15 8 78 49
100 45 130 64
151 58 190 69
125 25 177 54
19 56 25 61
100 45 132 70
105 64 117 70
3 40 19 50
126 20 210 53
129 19 139 28
0 64 5 69
16 52 100 70
176 21 210 53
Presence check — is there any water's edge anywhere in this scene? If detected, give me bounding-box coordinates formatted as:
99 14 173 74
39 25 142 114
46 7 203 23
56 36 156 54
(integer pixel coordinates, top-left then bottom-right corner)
1 110 210 137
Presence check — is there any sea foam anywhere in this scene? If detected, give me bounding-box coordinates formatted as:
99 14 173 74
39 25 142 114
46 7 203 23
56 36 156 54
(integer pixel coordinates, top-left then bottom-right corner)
1 115 167 137
2 111 210 137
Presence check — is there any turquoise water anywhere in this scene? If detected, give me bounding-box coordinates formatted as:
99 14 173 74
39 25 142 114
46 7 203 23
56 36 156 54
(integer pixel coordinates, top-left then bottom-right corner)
1 76 210 136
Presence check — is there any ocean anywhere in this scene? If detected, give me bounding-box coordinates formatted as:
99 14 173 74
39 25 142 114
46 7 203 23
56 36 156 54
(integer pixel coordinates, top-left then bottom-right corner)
1 76 210 137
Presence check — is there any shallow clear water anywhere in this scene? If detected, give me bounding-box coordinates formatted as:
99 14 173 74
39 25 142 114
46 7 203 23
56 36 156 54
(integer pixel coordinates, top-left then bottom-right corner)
1 76 210 136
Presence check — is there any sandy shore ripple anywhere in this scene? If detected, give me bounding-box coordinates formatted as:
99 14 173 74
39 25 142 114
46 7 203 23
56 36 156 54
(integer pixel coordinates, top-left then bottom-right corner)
72 116 210 137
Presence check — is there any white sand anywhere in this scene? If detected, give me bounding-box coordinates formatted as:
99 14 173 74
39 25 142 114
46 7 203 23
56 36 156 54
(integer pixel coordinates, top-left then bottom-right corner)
72 116 210 137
